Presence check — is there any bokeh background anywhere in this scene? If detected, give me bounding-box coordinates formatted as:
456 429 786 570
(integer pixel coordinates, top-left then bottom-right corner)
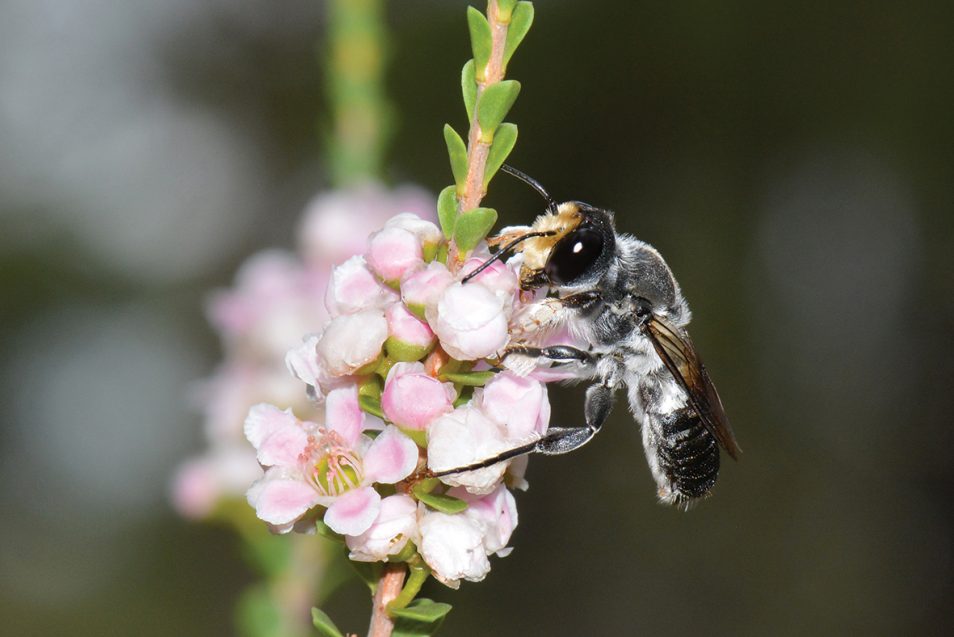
2 1 953 635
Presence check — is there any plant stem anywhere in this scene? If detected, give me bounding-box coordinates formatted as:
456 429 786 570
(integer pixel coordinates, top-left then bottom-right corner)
326 0 391 186
367 564 406 637
458 0 511 214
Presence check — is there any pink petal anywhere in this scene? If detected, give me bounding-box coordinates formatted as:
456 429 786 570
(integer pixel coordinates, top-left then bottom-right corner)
363 425 420 484
325 385 365 447
247 471 321 527
245 404 299 450
324 486 381 536
256 421 310 468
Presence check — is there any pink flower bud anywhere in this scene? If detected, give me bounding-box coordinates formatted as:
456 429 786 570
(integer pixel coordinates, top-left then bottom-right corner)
366 226 423 285
381 362 455 431
385 213 442 259
477 372 550 439
429 282 509 361
401 261 453 320
385 303 436 361
325 255 398 317
316 310 388 377
460 255 518 307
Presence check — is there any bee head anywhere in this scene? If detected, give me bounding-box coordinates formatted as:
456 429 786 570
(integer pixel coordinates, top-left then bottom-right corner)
536 202 615 288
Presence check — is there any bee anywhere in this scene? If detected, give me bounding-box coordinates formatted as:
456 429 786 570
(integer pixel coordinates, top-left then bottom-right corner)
433 165 740 507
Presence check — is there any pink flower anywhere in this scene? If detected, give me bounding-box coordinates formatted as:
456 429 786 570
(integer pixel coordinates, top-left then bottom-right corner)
385 303 436 362
426 405 517 494
316 310 388 377
207 250 329 357
345 494 418 562
244 393 420 535
381 362 455 431
366 226 423 285
448 484 518 556
170 446 263 519
298 184 436 266
429 282 509 361
459 254 518 307
325 255 399 318
417 508 491 586
401 261 454 320
476 372 550 440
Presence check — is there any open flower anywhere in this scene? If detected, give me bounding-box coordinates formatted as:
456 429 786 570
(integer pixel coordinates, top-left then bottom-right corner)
244 392 419 535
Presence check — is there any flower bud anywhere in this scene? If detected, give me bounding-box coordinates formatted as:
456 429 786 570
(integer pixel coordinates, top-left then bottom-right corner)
366 226 423 286
316 310 388 377
384 302 436 362
429 282 509 361
325 255 398 317
381 362 455 431
401 261 453 320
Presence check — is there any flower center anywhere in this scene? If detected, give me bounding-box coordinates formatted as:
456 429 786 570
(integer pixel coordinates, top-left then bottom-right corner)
302 430 364 497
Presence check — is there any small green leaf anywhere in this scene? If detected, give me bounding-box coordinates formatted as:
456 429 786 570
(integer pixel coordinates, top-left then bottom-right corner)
443 124 468 191
477 80 521 143
453 386 474 408
437 185 458 238
349 558 383 594
466 6 492 79
414 477 441 495
453 207 498 253
359 394 384 419
311 608 345 637
483 123 518 189
391 599 454 624
503 2 534 70
439 370 497 386
461 60 477 122
497 0 519 21
412 484 469 514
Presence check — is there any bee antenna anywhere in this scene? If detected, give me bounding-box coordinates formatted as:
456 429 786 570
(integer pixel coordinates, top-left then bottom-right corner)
461 231 556 284
501 164 559 215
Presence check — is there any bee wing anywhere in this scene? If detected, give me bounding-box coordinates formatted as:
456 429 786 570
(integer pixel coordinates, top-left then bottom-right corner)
643 316 741 460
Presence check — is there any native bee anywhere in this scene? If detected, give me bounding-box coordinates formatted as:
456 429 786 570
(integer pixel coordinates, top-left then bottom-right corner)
433 165 740 507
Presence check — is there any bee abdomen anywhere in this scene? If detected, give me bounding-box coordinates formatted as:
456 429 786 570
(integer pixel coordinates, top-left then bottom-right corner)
657 408 719 501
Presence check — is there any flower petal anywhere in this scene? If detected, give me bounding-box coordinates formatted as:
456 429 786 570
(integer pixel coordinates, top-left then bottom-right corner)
247 470 321 528
245 404 299 451
324 486 381 536
363 426 420 484
325 384 365 448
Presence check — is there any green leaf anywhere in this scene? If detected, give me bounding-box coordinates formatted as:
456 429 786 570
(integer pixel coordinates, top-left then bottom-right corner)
497 0 519 21
483 123 518 189
359 394 384 419
437 185 458 238
477 80 521 143
466 6 492 79
412 483 468 514
442 124 468 191
439 370 497 386
311 608 345 637
503 2 534 70
453 207 497 253
461 60 477 122
392 599 454 624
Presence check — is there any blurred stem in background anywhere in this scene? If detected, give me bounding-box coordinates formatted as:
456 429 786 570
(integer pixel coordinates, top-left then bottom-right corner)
235 2 396 635
325 0 393 187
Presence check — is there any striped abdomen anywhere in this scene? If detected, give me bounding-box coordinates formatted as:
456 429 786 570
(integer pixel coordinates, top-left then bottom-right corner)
657 407 720 503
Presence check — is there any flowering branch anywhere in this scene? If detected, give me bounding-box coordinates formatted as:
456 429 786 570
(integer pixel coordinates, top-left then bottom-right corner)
442 1 534 264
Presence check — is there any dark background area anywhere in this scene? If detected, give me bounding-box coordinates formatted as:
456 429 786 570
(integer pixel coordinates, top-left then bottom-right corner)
2 1 952 635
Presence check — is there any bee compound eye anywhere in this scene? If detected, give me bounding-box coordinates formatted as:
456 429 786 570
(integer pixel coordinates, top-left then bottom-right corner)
544 226 605 285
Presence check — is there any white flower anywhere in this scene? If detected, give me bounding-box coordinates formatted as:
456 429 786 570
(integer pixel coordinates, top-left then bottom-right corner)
427 405 515 495
417 508 491 587
315 310 388 377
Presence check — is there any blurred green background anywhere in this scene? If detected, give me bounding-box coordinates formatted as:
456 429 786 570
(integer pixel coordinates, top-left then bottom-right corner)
2 1 953 635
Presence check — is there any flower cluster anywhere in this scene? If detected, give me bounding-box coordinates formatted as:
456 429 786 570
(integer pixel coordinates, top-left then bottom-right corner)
171 184 435 519
246 212 553 586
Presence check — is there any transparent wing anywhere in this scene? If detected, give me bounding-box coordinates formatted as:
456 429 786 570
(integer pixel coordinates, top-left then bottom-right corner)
643 316 741 459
